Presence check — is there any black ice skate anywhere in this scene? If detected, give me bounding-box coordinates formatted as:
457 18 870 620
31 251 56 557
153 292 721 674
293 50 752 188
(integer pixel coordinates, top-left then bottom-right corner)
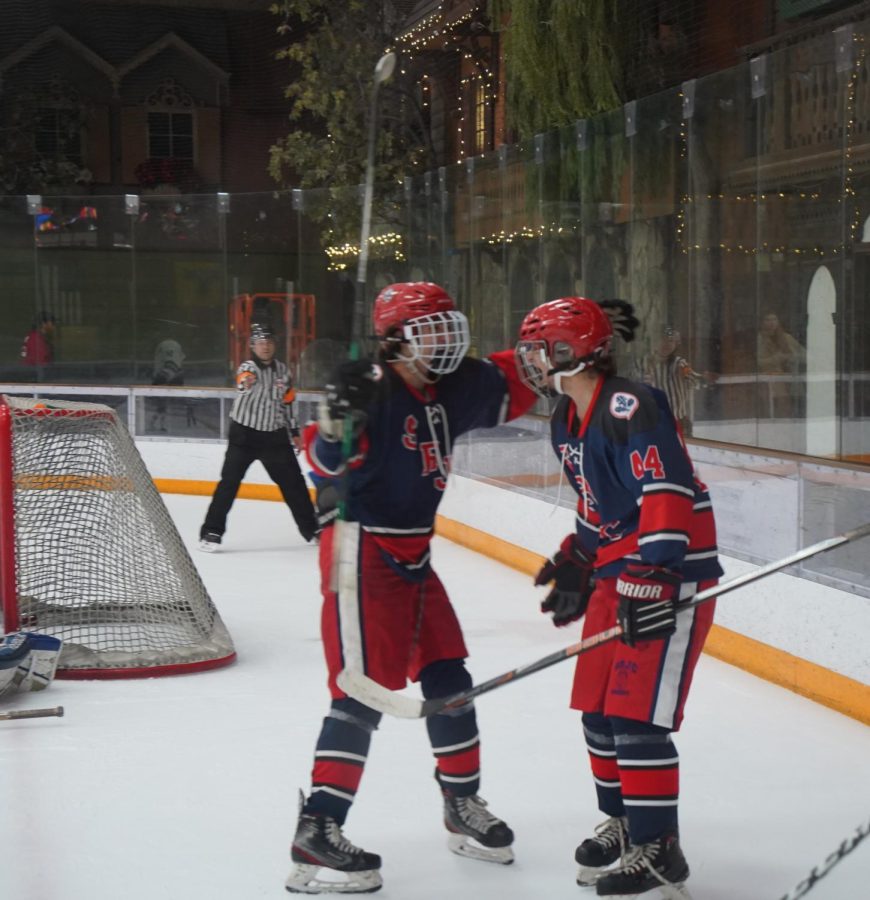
285 812 382 895
442 789 515 865
575 815 629 886
595 831 692 899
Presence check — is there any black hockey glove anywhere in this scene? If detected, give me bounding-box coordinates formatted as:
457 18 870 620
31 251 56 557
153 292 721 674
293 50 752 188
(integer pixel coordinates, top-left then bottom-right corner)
326 359 382 417
616 564 681 646
319 359 383 441
534 535 595 627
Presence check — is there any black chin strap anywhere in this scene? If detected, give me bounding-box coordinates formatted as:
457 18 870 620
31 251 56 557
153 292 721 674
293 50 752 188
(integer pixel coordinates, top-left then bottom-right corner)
381 333 407 362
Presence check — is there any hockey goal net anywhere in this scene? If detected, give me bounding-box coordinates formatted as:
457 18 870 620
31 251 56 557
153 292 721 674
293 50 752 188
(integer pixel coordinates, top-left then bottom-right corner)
0 395 236 677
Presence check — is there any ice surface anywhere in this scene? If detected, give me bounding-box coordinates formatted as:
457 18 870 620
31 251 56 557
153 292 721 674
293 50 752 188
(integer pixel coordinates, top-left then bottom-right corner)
1 492 868 899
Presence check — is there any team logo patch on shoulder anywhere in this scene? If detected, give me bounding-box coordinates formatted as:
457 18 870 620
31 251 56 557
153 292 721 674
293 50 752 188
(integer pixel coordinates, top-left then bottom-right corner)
610 392 639 420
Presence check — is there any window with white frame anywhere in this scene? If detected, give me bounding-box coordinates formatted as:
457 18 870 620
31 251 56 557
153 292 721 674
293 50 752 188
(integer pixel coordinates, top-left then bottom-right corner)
35 107 83 162
146 79 195 160
147 111 194 159
33 80 83 162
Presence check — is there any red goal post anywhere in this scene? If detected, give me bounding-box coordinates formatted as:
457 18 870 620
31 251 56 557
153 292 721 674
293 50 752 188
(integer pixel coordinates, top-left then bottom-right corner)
0 395 236 678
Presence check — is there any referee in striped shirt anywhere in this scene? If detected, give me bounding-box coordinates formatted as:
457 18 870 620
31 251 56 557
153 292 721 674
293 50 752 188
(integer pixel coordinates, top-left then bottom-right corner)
199 323 319 550
639 326 715 437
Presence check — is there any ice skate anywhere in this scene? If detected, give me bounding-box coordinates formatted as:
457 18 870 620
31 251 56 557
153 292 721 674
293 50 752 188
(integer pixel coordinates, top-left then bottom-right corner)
286 812 382 894
198 531 221 553
595 831 692 899
442 790 514 864
575 815 628 886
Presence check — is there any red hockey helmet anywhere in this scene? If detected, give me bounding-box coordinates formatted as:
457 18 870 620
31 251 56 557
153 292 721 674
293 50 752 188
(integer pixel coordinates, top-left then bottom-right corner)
515 297 613 396
372 282 470 379
373 282 455 336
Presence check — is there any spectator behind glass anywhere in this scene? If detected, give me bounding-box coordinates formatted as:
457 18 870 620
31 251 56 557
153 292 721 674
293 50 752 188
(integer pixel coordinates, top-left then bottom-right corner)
152 339 185 387
150 339 186 433
757 312 806 418
20 311 56 366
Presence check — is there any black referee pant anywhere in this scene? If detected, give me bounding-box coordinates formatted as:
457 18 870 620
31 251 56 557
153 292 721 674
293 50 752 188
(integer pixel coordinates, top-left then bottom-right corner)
202 421 318 542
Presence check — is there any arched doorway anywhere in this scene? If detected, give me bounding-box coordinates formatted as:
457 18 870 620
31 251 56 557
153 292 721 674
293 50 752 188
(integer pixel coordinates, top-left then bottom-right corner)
805 265 837 456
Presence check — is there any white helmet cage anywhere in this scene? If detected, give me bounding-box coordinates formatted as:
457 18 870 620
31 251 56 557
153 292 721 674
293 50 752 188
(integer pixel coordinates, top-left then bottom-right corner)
399 310 470 377
516 338 595 397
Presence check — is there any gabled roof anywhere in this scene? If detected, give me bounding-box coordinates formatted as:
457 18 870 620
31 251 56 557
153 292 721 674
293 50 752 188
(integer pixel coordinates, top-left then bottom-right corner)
0 25 116 81
400 0 445 37
117 32 229 83
398 0 480 40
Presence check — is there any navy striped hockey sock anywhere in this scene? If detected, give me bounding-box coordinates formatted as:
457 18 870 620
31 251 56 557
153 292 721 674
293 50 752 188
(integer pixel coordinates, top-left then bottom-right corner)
611 715 679 844
304 698 381 826
421 659 481 797
582 712 625 817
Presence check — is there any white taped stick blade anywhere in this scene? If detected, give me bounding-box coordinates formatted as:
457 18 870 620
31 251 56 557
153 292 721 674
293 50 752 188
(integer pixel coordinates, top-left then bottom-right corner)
336 669 424 719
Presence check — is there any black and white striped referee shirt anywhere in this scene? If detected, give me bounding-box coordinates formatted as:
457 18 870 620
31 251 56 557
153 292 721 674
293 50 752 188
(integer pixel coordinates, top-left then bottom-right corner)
230 359 298 433
639 353 702 421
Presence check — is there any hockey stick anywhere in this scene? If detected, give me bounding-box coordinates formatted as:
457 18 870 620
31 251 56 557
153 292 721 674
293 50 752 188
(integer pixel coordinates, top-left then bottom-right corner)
351 49 397 359
775 813 870 900
331 51 397 592
0 705 63 721
337 521 870 718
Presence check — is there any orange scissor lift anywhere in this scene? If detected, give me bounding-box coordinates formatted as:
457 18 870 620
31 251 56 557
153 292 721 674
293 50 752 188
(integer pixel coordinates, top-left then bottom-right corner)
229 293 316 375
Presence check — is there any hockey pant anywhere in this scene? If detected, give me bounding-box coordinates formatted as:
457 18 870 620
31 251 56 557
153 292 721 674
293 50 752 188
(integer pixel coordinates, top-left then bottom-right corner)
202 421 317 540
575 577 717 845
304 660 480 825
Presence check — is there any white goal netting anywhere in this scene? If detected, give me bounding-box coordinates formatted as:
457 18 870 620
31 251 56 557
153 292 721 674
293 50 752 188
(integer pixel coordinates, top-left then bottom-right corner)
0 395 235 677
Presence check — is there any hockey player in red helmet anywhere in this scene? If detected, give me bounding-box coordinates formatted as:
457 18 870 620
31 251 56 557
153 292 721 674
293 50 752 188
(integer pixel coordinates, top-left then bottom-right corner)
516 297 722 899
288 282 536 893
372 281 471 382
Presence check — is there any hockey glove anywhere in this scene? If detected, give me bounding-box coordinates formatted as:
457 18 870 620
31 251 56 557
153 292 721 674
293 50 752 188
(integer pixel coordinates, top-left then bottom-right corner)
318 359 382 442
326 359 382 418
616 564 681 646
534 535 595 627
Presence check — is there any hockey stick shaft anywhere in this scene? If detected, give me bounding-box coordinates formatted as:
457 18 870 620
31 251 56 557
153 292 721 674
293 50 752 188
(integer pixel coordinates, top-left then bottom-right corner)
350 50 396 361
340 53 395 494
0 705 63 721
775 814 870 900
330 52 397 590
337 520 870 718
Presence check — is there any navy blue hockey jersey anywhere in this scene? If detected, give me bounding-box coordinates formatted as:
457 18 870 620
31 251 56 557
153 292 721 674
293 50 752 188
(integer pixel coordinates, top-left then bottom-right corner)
305 351 535 573
551 375 723 582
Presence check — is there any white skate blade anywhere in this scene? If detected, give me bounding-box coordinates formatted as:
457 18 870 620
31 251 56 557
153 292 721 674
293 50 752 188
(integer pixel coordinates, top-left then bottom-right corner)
285 863 382 894
197 540 219 553
602 883 693 900
661 883 693 900
577 863 610 886
447 832 514 865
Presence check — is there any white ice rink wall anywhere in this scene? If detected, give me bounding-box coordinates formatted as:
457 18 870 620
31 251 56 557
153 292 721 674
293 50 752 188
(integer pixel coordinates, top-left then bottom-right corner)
137 433 870 724
438 473 870 687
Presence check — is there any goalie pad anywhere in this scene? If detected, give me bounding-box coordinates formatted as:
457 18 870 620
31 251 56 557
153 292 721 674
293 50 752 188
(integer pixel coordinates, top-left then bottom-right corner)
21 633 63 691
0 632 32 697
0 633 63 696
